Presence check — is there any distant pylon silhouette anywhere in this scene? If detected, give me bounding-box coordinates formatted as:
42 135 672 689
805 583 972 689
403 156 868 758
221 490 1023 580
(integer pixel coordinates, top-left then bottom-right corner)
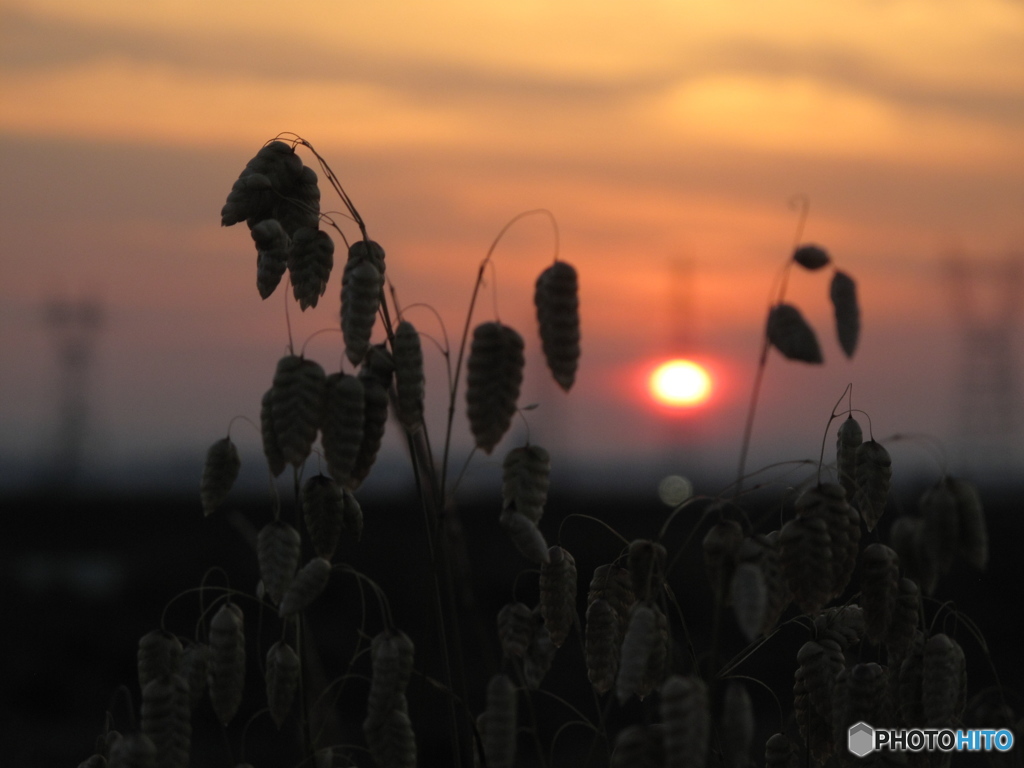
43 296 104 486
944 251 1023 474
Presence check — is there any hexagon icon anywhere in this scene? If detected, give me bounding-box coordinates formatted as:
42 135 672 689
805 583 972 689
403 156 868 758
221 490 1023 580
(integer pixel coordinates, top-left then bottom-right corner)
848 722 875 757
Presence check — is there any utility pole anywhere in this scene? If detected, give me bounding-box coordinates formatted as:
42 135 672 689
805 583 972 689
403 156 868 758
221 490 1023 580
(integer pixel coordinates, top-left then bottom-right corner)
43 296 104 487
944 251 1023 475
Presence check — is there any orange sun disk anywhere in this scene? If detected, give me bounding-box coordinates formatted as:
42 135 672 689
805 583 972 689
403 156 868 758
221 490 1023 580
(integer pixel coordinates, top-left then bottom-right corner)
650 359 713 407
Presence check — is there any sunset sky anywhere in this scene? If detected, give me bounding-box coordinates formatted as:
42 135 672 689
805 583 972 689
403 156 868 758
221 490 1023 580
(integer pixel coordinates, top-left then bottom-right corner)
2 0 1023 493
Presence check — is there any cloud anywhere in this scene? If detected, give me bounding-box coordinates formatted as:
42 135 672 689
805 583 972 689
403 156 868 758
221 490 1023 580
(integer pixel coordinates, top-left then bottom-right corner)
4 2 1021 130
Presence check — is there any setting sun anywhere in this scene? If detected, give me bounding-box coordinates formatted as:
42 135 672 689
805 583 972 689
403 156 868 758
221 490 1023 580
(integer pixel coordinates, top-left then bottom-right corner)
649 359 713 408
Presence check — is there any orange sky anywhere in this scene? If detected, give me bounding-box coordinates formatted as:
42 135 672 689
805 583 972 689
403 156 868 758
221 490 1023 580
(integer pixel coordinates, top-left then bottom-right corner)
2 0 1023 489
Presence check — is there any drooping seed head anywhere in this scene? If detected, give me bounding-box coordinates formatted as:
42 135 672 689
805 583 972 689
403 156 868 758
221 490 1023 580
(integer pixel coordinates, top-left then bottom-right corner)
854 439 892 531
522 613 557 690
265 640 301 729
830 270 860 358
719 681 754 768
140 674 191 768
466 321 525 454
393 320 425 431
497 601 534 658
585 598 620 695
302 474 346 559
287 227 334 310
499 509 550 564
588 564 635 635
278 557 332 618
257 520 301 606
628 539 667 602
660 675 710 768
200 437 240 516
251 218 291 300
616 602 660 704
179 643 210 712
349 239 386 275
137 630 182 693
702 519 744 604
539 545 577 647
922 633 962 728
501 444 551 524
793 244 831 270
321 372 365 488
340 256 383 366
207 603 246 726
779 514 834 615
767 303 823 363
534 260 580 391
860 543 900 644
349 361 389 490
482 674 517 768
270 355 327 468
835 415 862 501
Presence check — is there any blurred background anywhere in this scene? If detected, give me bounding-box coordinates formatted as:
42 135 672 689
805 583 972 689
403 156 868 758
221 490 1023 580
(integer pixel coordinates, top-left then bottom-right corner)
1 0 1023 764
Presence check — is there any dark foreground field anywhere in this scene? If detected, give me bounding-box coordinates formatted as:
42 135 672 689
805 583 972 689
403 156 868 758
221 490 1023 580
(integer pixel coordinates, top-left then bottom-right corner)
3 480 1022 767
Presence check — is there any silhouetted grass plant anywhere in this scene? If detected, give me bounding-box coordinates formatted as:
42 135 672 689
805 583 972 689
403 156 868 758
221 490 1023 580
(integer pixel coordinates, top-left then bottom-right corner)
77 134 1019 768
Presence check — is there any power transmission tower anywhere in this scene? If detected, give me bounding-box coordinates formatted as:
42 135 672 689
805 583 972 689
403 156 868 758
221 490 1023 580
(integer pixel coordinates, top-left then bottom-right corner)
944 251 1023 474
43 296 104 487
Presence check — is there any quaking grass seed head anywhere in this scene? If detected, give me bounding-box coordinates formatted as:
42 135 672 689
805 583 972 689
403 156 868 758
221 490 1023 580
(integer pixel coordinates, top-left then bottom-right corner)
482 674 517 768
271 354 327 468
265 640 301 729
499 509 550 564
539 545 577 647
702 519 744 604
321 372 365 488
659 675 710 768
497 601 534 658
340 256 383 367
627 539 667 601
349 239 386 274
854 439 892 531
251 218 291 300
585 598 619 694
719 681 754 768
393 320 425 431
302 474 345 560
522 613 557 690
793 244 831 270
779 514 834 615
200 436 240 516
137 630 183 692
616 602 659 704
466 321 525 454
257 520 301 606
534 260 580 391
287 228 334 310
140 673 191 768
349 358 390 490
501 444 551 524
767 303 823 364
830 270 860 358
860 543 900 643
278 557 332 618
836 415 862 501
207 602 246 727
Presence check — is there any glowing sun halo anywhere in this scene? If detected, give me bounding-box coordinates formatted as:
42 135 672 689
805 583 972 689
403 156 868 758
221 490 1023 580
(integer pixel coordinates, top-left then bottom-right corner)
650 359 713 407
